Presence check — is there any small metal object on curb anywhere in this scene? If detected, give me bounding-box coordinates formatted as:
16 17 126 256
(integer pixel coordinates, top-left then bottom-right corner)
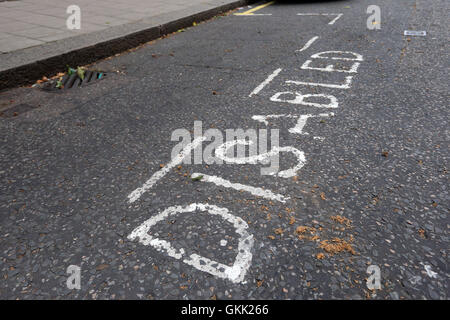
404 30 426 36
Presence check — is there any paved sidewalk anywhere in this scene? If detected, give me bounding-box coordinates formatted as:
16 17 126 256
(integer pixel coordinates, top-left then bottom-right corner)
0 0 244 53
0 0 253 90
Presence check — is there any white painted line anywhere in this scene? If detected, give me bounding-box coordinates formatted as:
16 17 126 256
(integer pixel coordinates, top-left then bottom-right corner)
311 51 363 61
235 13 272 16
270 91 339 108
191 172 290 203
128 203 254 284
289 113 334 135
328 13 343 25
296 36 319 52
127 136 206 203
296 13 343 25
252 114 293 126
286 76 353 89
215 140 306 178
301 60 360 73
249 68 282 97
252 113 334 136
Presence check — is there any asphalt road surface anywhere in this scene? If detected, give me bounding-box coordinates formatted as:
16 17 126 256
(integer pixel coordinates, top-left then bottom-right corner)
0 0 448 300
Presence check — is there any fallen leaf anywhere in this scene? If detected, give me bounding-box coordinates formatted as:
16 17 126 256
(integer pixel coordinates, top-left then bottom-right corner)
77 67 85 80
418 229 426 238
191 175 203 181
289 216 295 225
96 264 109 271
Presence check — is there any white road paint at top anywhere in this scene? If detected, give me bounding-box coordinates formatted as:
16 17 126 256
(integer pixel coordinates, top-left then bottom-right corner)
286 76 353 89
127 136 206 203
289 113 334 135
191 172 290 203
311 51 364 61
215 139 306 178
270 91 339 108
296 36 319 52
128 203 254 284
301 60 360 73
296 13 343 25
249 68 282 97
252 114 296 126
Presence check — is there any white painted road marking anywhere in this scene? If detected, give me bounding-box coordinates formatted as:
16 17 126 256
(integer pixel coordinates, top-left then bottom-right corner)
286 76 353 89
296 13 343 25
249 68 282 97
128 203 254 284
128 136 206 203
270 91 339 108
301 59 360 73
191 172 290 203
296 36 319 52
252 113 334 138
311 51 363 61
215 139 306 178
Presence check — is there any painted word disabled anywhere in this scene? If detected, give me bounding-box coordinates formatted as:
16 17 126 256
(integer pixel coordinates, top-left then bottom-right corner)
128 203 254 283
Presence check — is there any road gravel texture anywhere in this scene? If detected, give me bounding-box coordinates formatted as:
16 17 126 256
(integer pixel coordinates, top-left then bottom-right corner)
0 0 448 299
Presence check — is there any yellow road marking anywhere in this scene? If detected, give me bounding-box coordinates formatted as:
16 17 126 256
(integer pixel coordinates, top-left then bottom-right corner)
234 1 274 15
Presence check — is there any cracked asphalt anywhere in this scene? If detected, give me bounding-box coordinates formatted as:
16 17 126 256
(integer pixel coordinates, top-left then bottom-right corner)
0 0 448 300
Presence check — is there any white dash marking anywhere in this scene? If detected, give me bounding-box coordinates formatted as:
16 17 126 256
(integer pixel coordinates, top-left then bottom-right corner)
328 13 343 25
296 13 343 25
191 172 290 203
127 136 206 203
296 36 319 52
249 68 282 97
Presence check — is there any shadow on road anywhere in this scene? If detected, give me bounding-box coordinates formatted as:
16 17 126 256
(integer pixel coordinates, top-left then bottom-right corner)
273 0 350 5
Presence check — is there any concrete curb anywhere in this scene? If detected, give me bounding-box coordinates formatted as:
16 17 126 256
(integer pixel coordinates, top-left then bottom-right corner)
0 0 255 91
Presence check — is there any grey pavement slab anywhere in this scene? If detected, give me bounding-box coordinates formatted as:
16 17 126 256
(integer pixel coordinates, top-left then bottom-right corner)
0 0 251 54
0 0 254 90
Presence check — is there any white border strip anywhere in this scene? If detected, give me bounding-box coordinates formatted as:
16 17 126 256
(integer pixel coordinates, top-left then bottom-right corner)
249 68 282 97
128 136 206 203
296 13 343 25
191 173 290 203
296 36 319 52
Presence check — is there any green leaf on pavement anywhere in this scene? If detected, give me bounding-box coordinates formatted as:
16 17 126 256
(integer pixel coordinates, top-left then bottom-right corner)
77 67 85 80
67 66 76 75
191 175 203 181
56 78 63 89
